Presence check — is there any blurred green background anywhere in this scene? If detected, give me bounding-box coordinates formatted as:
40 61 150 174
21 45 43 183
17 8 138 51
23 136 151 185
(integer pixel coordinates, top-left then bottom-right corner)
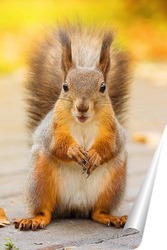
0 0 167 74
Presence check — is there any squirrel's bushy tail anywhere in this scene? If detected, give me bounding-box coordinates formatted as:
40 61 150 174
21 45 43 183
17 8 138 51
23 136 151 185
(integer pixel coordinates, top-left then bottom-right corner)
26 24 132 132
107 49 132 124
25 32 62 132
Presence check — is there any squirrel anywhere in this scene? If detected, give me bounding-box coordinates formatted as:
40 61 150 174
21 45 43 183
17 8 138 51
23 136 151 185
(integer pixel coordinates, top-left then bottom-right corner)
14 24 131 231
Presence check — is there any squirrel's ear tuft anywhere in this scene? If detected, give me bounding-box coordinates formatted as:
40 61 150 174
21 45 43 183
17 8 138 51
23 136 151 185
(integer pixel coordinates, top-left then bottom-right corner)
97 32 113 78
58 30 73 78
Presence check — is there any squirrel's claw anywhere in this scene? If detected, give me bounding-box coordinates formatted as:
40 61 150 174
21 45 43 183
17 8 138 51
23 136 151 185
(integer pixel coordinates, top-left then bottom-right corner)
67 144 88 165
83 149 101 178
82 165 86 174
86 164 97 177
86 173 91 179
82 159 88 165
81 159 89 174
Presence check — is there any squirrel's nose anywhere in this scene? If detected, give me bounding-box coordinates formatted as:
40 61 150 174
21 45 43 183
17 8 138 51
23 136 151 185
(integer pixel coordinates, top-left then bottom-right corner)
76 97 89 113
76 105 89 113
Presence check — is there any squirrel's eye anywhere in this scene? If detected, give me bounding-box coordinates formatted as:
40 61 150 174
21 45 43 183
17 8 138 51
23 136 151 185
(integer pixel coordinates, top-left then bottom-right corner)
99 82 106 93
63 82 69 92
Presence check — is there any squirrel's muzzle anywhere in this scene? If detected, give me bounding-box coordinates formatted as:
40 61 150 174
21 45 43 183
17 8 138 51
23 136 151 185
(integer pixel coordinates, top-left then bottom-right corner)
76 105 89 113
76 98 89 113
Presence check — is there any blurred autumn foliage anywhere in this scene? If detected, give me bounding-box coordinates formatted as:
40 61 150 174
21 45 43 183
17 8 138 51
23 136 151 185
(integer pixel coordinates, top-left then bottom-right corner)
0 0 167 74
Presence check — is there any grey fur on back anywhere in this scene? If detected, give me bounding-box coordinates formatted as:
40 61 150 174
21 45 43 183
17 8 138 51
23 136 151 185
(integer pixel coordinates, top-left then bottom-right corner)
26 24 132 132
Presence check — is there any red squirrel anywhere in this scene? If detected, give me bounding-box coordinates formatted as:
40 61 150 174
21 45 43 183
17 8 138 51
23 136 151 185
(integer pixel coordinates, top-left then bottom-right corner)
14 24 131 230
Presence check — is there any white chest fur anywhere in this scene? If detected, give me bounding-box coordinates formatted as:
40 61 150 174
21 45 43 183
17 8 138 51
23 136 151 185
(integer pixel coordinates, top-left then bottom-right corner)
57 120 111 213
69 120 98 151
58 161 111 212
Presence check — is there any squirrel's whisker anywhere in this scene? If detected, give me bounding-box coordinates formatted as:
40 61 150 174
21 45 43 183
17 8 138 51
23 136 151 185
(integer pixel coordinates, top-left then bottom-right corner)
58 97 73 102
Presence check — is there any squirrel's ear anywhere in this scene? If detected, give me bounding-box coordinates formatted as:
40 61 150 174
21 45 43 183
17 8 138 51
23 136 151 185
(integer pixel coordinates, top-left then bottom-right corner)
97 32 113 78
58 30 73 78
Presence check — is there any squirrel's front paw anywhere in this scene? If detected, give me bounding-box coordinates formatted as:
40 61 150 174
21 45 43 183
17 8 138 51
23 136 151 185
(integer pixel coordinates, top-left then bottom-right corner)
67 143 88 165
84 149 102 177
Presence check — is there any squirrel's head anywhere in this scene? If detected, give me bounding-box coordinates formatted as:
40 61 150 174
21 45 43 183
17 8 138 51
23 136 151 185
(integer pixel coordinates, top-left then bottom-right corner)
58 30 113 124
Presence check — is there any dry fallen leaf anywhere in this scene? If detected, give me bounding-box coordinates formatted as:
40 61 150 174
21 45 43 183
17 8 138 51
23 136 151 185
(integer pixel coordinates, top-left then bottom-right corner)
132 131 161 147
0 207 10 227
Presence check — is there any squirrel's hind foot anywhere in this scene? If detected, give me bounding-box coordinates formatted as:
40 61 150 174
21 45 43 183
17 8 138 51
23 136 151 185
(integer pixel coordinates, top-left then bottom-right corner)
92 212 127 228
14 214 51 231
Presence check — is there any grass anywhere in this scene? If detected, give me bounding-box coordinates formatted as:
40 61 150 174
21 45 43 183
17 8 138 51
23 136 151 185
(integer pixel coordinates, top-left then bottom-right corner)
0 0 167 74
4 238 19 250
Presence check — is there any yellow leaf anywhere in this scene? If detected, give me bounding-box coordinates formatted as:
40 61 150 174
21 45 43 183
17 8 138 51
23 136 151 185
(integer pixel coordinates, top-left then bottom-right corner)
0 208 10 227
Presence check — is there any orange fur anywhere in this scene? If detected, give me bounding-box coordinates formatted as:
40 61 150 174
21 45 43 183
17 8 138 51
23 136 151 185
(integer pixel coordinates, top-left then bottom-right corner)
15 153 59 230
93 160 126 211
32 153 58 214
91 160 127 227
52 122 75 161
91 107 118 164
51 101 75 161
